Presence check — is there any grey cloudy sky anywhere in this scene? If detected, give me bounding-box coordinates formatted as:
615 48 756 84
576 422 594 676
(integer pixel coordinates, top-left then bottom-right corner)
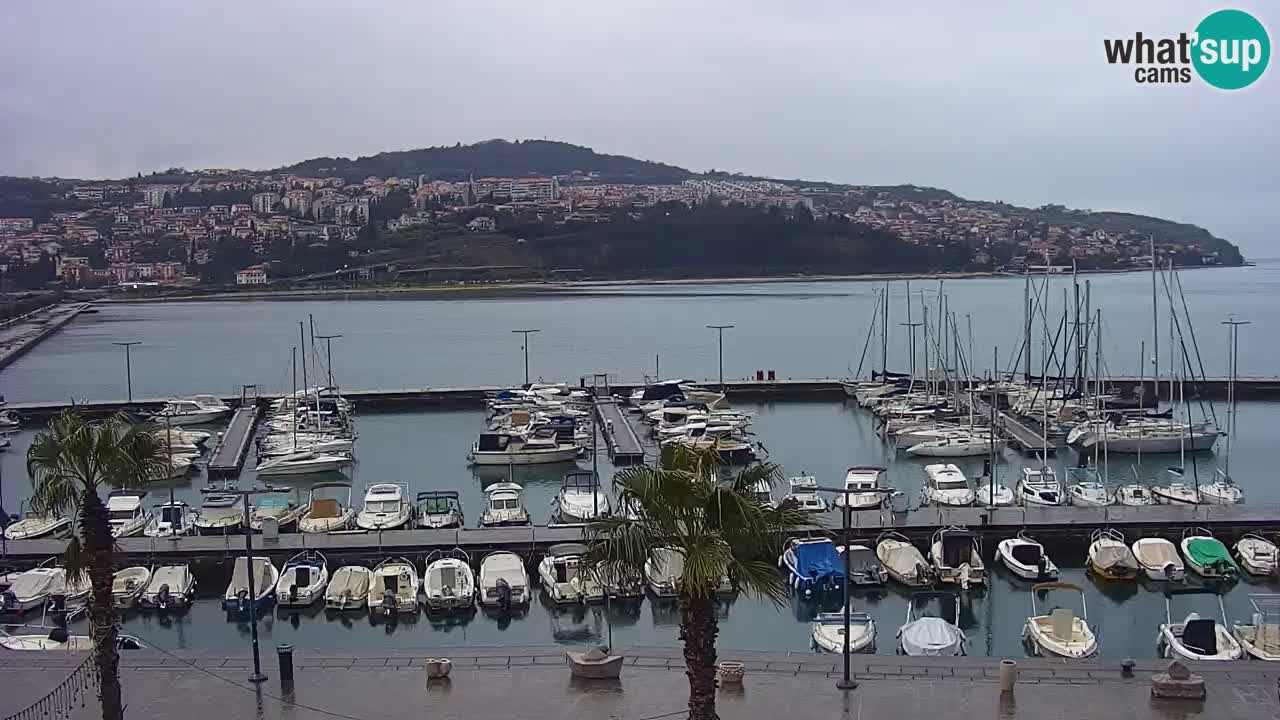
2 1 1276 252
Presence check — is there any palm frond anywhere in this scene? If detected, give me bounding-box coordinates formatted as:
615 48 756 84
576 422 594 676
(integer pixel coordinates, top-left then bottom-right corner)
61 534 90 588
727 558 790 606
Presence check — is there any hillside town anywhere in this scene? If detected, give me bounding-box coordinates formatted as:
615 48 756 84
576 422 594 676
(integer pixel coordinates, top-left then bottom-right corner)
0 169 1238 291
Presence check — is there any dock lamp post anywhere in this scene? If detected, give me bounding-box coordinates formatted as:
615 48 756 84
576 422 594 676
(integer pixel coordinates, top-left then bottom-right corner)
112 341 140 403
216 485 272 683
705 325 734 391
315 334 342 389
511 329 540 387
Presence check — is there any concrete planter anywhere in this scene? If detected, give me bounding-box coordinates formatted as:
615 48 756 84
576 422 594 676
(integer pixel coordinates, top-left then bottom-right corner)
717 661 745 685
425 658 453 680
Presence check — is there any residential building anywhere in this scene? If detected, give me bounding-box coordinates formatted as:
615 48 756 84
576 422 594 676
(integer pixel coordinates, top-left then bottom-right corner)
236 265 268 285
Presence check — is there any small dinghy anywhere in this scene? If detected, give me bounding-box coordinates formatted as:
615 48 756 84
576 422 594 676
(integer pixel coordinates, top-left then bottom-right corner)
1158 588 1243 661
876 531 932 587
423 548 475 611
325 566 372 610
1022 582 1098 659
139 565 195 610
1235 534 1279 576
1131 537 1185 582
1233 594 1280 661
996 531 1058 581
779 537 845 596
836 544 888 586
112 566 152 609
1181 528 1238 579
930 526 984 589
276 551 329 607
812 609 876 654
478 551 530 610
897 592 966 656
1087 529 1139 580
223 557 278 613
369 557 418 616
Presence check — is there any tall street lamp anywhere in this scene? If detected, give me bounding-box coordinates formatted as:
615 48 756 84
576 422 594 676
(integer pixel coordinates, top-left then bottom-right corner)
315 334 342 389
511 329 540 387
112 341 141 403
706 325 734 391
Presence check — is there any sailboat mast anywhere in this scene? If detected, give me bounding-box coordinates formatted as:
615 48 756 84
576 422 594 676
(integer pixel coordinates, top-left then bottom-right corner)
1150 235 1159 408
922 303 931 400
1222 317 1249 476
1023 270 1032 383
906 280 915 380
291 346 298 451
882 281 889 377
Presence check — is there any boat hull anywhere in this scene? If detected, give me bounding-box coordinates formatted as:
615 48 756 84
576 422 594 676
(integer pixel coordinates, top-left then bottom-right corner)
469 447 579 465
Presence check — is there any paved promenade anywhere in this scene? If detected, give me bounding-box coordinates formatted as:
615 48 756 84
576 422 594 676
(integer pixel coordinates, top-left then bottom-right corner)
0 645 1276 719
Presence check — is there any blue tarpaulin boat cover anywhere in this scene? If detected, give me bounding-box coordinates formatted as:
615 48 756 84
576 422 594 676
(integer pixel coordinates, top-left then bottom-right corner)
795 541 845 581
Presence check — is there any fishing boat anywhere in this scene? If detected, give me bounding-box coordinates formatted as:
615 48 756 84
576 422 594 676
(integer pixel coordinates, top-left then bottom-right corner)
414 490 464 529
541 543 603 604
249 490 305 532
897 592 966 656
1198 469 1244 505
1015 466 1062 506
832 466 887 509
1022 582 1098 659
836 544 888 586
139 565 196 610
996 532 1058 581
144 501 196 538
3 501 71 540
1131 537 1185 582
875 531 932 587
222 556 278 613
276 551 329 607
1151 468 1200 505
355 483 412 531
479 482 531 527
255 450 351 476
298 483 356 533
324 566 372 610
1181 528 1238 579
0 564 62 613
930 526 984 590
780 475 827 512
555 470 610 522
779 537 845 596
1158 588 1243 661
111 566 152 609
468 430 580 465
1087 529 1139 580
1233 595 1280 661
368 557 419 616
921 464 975 507
1235 534 1279 576
423 548 476 611
1064 467 1111 507
812 609 877 654
193 492 244 535
106 491 151 538
477 551 530 609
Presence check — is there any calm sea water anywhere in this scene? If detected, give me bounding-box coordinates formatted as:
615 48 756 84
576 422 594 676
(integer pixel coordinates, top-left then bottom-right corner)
1 264 1277 405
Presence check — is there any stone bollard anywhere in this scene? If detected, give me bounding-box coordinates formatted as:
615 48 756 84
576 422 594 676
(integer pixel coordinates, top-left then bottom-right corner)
717 661 745 686
425 658 453 681
998 659 1017 694
1151 660 1205 699
277 645 294 695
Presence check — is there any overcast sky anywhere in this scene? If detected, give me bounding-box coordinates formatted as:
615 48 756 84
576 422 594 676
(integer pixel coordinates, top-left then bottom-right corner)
1 1 1276 252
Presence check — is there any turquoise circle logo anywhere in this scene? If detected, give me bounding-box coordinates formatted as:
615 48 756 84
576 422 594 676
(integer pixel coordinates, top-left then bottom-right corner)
1193 9 1270 89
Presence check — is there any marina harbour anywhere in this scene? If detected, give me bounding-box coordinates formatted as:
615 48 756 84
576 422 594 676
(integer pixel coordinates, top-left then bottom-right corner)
2 265 1280 662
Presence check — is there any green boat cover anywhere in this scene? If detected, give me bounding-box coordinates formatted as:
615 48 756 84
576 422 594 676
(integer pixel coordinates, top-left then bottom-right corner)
1186 538 1236 571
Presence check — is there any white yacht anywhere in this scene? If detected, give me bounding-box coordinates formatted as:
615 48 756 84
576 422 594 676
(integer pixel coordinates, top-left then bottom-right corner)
1132 537 1185 582
477 551 530 609
111 567 152 609
144 501 196 538
930 526 985 589
468 430 579 465
3 502 71 540
255 450 351 476
355 483 412 531
139 565 196 610
479 483 531 527
106 491 151 538
325 566 372 610
905 433 1003 458
414 490 464 529
996 532 1058 581
276 551 329 607
1015 466 1062 507
298 483 356 533
921 464 974 507
222 557 278 612
1023 582 1098 659
541 543 603 604
369 557 418 616
422 549 475 611
780 475 827 513
155 397 232 425
833 466 886 510
555 470 610 523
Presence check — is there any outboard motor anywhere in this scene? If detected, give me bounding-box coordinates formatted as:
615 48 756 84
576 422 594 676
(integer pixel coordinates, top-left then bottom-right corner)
156 583 171 610
47 592 67 615
495 578 512 612
1163 562 1177 580
289 584 299 604
47 627 69 644
1037 556 1050 579
236 589 249 613
382 589 396 616
2 590 16 612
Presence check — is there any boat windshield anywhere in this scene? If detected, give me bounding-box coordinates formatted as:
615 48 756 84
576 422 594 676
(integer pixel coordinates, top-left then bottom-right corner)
109 509 136 520
421 498 452 514
935 478 968 490
365 500 400 513
491 497 518 510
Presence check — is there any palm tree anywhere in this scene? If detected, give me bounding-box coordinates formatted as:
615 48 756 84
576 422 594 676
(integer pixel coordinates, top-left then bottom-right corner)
585 446 812 720
27 410 166 720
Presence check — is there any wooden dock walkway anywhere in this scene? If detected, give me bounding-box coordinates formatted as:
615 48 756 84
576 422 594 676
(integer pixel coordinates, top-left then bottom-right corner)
964 393 1055 456
594 397 646 465
206 406 260 475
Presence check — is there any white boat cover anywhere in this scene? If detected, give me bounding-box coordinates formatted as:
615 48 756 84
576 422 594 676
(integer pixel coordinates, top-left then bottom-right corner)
1091 544 1139 572
1133 540 1180 569
899 618 964 656
327 567 371 602
229 558 274 596
880 542 926 578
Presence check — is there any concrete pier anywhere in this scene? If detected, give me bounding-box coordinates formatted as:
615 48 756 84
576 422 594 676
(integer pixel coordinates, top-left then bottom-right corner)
0 302 90 371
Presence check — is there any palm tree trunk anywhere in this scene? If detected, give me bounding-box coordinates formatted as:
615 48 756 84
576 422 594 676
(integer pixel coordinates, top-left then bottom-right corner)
82 488 123 720
679 592 719 720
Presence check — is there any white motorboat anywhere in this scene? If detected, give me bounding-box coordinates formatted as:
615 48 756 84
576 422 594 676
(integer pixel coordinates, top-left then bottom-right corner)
779 537 845 596
922 464 974 507
250 491 305 532
106 491 151 538
1022 582 1098 659
1151 468 1200 505
974 476 1015 506
996 531 1058 581
812 609 877 654
258 435 354 458
155 397 231 426
930 526 985 589
193 492 244 535
1132 537 1186 582
836 544 889 586
906 434 1004 458
325 566 373 610
415 490 464 529
255 450 351 476
355 483 412 531
1087 529 1139 581
276 551 329 607
369 557 418 616
1115 483 1158 507
780 475 827 512
541 543 603 604
298 483 356 533
750 479 776 509
423 548 476 611
1235 534 1279 576
1180 528 1238 579
223 556 278 613
555 470 611 523
0 630 145 652
477 551 530 609
1158 589 1243 661
144 501 196 538
1198 469 1244 505
111 566 152 609
832 466 886 509
898 592 966 656
468 430 579 465
1064 468 1112 507
0 565 62 613
1233 595 1280 661
145 453 196 482
1015 466 1062 506
646 546 717 598
479 482 531 527
0 410 21 430
139 565 196 610
3 502 71 540
875 531 932 587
